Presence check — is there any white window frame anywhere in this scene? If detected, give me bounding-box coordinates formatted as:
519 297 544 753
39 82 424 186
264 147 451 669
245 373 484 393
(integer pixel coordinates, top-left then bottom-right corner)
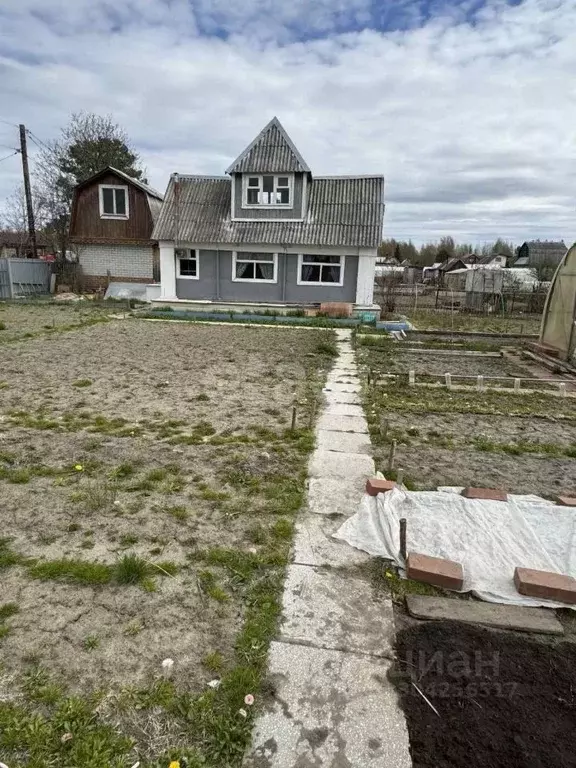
232 251 278 284
176 248 199 280
99 184 129 219
297 254 345 287
242 174 293 208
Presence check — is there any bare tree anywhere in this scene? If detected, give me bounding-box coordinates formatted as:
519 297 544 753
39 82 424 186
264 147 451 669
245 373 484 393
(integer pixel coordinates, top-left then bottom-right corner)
2 185 49 255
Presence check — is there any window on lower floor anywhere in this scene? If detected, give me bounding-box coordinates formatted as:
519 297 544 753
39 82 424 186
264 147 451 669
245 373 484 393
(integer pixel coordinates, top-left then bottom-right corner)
176 248 198 278
298 254 344 285
233 252 277 282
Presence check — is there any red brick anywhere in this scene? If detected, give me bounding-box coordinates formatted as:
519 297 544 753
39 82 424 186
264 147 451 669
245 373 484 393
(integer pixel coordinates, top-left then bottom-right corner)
365 478 396 496
514 567 576 604
461 487 508 502
557 496 576 507
407 552 464 591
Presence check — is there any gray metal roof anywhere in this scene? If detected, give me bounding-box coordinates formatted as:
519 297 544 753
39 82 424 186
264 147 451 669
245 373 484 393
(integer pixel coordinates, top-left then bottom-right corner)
226 117 311 174
524 240 566 251
152 175 384 248
106 166 164 200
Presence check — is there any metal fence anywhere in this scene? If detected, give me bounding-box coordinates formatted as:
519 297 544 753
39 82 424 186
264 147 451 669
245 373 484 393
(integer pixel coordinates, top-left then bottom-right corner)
0 258 52 299
374 280 548 316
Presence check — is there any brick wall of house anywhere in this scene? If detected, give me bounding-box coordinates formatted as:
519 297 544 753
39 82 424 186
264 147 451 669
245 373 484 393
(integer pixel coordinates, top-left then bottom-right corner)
78 244 154 280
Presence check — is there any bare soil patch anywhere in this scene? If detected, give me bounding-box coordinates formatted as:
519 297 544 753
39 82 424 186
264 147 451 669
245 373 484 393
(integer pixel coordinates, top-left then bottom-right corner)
0 315 333 766
359 339 576 497
395 620 576 768
0 319 324 429
0 300 109 343
387 350 526 378
382 443 576 495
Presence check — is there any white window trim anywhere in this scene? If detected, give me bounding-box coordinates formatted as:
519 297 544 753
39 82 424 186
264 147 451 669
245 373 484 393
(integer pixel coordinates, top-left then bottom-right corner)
296 254 346 287
99 184 129 219
176 248 199 280
242 174 293 208
232 251 278 284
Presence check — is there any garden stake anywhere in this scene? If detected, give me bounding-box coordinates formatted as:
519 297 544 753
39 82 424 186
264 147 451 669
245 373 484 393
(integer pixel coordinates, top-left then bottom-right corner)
387 440 397 474
399 518 407 560
291 405 297 431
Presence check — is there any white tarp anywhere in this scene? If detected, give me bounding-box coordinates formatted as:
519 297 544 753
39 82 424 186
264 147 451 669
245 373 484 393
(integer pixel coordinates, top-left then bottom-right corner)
334 486 576 607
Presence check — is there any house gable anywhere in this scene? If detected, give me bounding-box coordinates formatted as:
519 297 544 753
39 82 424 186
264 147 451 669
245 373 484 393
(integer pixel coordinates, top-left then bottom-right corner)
226 118 310 222
226 117 310 175
69 167 163 245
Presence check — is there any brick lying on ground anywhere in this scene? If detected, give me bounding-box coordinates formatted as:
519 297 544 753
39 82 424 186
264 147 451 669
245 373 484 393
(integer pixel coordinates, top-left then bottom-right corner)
407 552 464 591
461 487 508 502
514 567 576 604
556 496 576 507
365 478 396 496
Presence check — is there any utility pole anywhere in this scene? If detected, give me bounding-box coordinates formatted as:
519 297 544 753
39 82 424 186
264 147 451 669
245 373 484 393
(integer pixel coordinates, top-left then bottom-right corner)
19 124 37 259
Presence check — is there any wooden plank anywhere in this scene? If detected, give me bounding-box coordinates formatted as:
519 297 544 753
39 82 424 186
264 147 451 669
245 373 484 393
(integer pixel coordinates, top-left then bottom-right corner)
405 594 564 635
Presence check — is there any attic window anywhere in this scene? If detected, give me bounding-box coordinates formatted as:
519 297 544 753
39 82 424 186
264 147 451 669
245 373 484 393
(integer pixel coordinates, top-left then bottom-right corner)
244 175 292 207
99 185 129 219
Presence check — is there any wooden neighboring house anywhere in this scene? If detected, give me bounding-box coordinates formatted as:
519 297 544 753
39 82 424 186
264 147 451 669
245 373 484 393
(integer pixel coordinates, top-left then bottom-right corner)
0 230 51 259
69 167 164 291
152 117 384 311
513 241 567 272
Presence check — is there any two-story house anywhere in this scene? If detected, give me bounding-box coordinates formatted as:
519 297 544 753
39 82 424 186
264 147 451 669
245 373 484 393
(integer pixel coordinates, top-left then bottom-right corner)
69 167 164 291
152 117 384 312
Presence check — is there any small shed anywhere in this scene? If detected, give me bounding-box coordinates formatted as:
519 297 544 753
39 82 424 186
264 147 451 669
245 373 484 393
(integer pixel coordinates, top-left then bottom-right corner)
539 243 576 360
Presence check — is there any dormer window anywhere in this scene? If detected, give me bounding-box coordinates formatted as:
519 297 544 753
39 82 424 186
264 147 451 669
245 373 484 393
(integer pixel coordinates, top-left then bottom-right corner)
244 175 292 207
99 185 129 219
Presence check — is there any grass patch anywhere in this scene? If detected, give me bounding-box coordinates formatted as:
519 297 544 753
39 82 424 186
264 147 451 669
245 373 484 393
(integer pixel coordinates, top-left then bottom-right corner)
114 553 152 585
198 570 229 602
316 341 338 357
72 378 93 388
28 558 112 585
162 504 189 521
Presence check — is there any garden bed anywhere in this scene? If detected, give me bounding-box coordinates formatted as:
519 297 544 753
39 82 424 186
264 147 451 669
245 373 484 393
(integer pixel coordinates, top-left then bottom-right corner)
395 620 576 768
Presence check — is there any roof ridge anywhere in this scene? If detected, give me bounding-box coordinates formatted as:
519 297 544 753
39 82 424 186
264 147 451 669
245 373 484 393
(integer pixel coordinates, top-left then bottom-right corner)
173 174 230 181
314 174 384 180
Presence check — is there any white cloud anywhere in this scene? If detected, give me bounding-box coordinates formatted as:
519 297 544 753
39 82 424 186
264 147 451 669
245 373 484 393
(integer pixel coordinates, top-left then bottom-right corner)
0 0 575 245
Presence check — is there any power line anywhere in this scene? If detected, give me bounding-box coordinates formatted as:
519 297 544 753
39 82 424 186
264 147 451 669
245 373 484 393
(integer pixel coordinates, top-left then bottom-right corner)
0 151 19 164
0 143 19 152
0 118 18 128
27 130 51 153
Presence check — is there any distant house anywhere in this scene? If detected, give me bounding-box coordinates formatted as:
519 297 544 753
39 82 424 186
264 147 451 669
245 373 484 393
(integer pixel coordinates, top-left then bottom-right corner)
513 241 567 273
69 167 164 291
152 117 384 311
0 230 50 259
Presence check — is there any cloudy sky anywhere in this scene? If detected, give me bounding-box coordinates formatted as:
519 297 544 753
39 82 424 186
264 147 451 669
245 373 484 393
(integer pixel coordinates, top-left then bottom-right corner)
0 0 574 245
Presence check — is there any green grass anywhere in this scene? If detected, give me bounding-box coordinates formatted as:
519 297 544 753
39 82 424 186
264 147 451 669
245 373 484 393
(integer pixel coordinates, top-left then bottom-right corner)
198 570 229 602
161 504 189 521
27 558 113 585
72 378 93 388
114 553 152 585
316 341 339 357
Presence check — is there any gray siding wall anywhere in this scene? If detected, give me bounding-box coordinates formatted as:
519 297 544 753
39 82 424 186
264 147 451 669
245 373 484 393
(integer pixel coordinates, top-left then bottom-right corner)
232 173 305 220
176 250 358 304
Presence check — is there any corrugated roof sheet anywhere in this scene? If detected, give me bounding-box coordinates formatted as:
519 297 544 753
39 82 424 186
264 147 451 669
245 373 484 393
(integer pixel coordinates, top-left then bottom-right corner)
152 175 384 248
107 166 164 200
226 118 310 174
148 195 163 224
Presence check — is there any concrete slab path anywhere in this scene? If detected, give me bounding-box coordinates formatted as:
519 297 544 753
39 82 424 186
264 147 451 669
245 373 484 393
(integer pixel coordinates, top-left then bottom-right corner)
244 329 412 768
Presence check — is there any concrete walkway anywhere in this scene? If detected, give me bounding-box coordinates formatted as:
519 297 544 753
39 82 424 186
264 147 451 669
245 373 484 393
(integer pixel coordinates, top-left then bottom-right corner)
244 330 412 768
